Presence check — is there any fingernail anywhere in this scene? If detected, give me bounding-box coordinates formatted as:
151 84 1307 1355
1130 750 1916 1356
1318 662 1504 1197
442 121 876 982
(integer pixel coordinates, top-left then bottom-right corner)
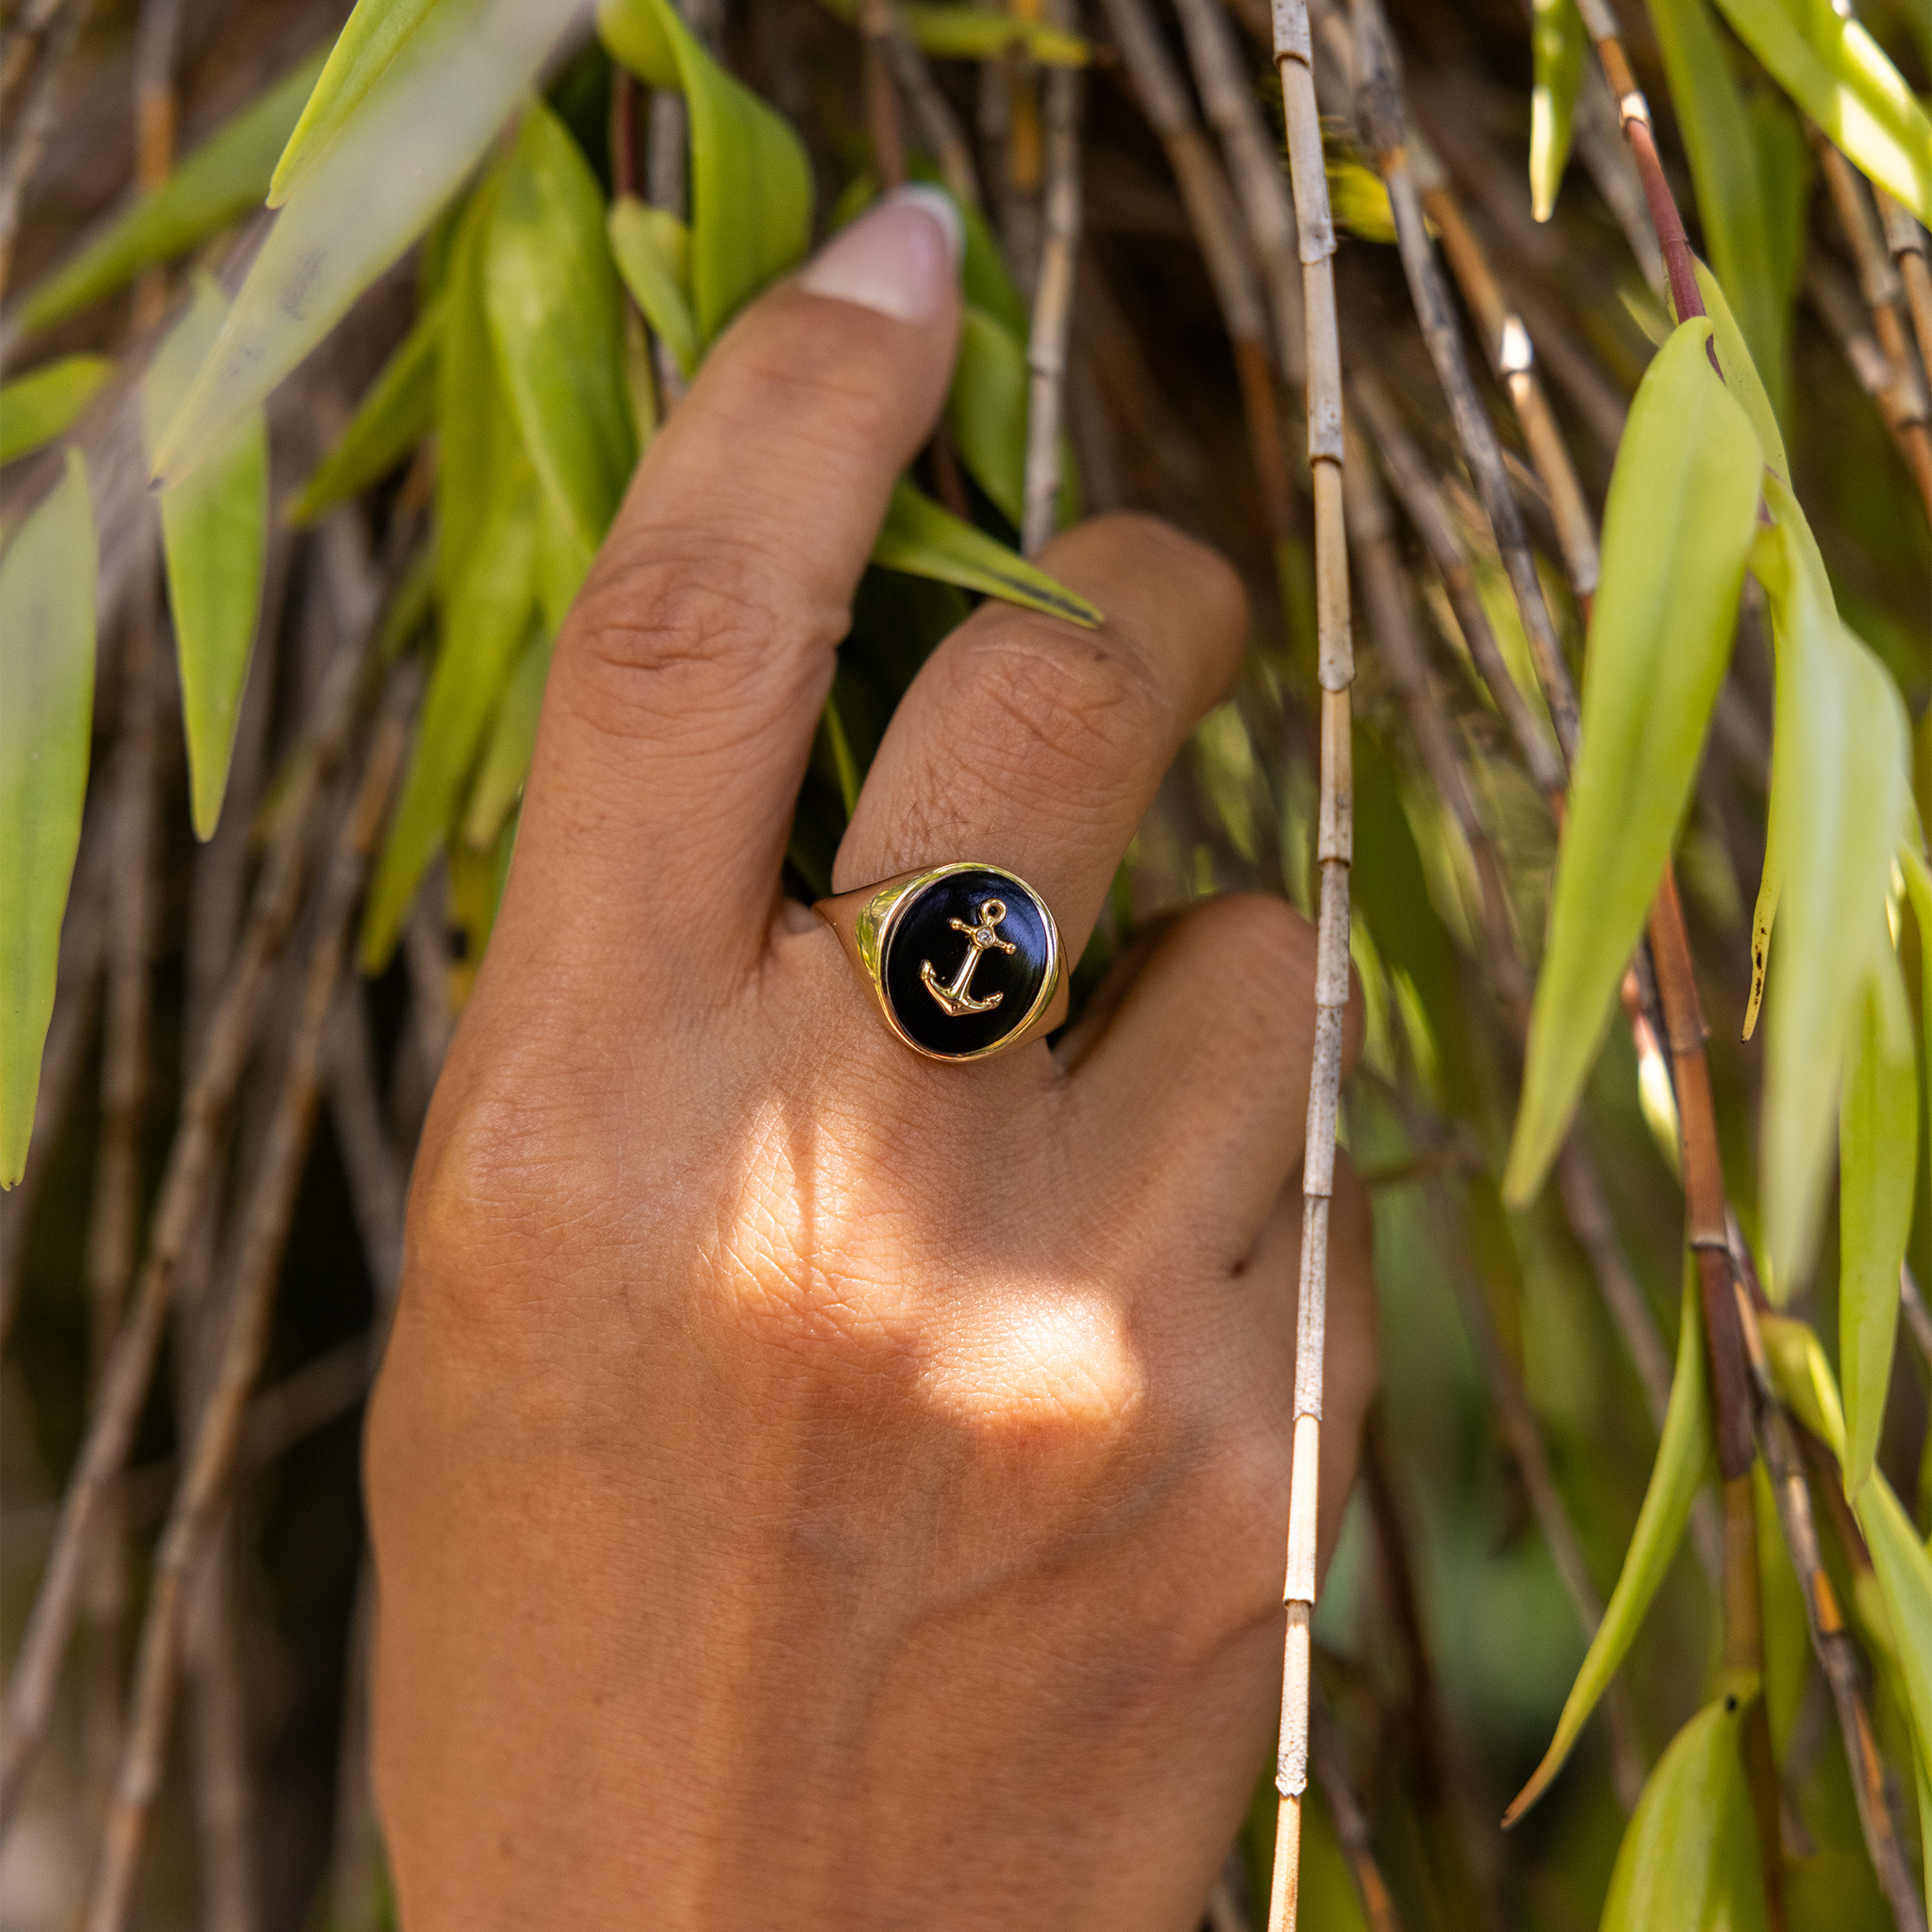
798 187 963 324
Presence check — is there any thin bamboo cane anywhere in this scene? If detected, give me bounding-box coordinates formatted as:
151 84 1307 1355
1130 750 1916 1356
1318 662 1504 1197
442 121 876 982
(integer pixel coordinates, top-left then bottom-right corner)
1876 193 1932 379
0 0 89 303
887 12 980 207
1807 252 1932 519
1021 1 1080 558
646 89 691 410
0 0 81 97
1341 2 1577 763
82 575 163 1835
1100 0 1295 563
1265 7 1350 1925
1731 1260 1928 1932
1171 0 1305 386
0 550 397 1833
858 0 908 185
1815 137 1932 524
80 670 416 1932
1310 1698 1405 1932
1900 1261 1932 1375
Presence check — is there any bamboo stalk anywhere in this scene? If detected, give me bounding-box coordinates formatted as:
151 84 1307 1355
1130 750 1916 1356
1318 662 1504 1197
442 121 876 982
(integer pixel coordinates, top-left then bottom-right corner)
1310 1697 1405 1932
1021 0 1081 558
1807 253 1932 520
1731 1261 1928 1932
81 575 163 1834
1265 7 1350 1924
1099 0 1295 563
1876 192 1932 378
1899 1261 1932 1375
1171 0 1305 386
887 12 980 207
1344 1 1578 764
80 670 416 1932
0 0 89 304
0 557 396 1833
858 0 908 185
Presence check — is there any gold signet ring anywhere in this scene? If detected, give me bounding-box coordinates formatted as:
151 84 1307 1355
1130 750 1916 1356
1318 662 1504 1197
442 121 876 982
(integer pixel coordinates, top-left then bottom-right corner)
813 863 1067 1062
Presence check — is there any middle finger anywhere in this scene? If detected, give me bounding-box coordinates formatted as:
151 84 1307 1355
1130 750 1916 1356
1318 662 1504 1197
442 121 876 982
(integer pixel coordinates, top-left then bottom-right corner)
831 513 1249 959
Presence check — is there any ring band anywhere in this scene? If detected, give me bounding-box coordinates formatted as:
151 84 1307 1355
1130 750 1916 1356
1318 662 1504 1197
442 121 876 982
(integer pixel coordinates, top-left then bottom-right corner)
814 862 1068 1062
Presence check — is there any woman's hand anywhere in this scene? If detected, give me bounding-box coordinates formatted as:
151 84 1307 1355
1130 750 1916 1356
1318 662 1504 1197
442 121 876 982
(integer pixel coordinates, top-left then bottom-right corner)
366 191 1377 1932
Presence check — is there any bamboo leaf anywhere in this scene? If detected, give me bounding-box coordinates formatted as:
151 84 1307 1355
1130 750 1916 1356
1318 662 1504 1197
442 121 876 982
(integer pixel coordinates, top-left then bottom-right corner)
145 277 268 841
1759 1312 1846 1455
438 178 519 604
486 103 636 564
0 356 113 466
600 0 812 344
1856 1471 1932 1790
269 0 444 207
462 627 550 850
1504 321 1760 1206
608 197 699 380
1599 1691 1771 1932
872 479 1102 625
1905 845 1932 1123
943 305 1027 528
811 0 1089 65
360 481 541 972
1684 259 1789 487
1325 158 1398 244
1503 1260 1711 1824
148 0 579 491
1707 0 1932 225
1645 0 1789 425
1749 472 1912 1291
288 297 441 525
1840 943 1919 1497
8 54 325 338
0 453 97 1188
1529 0 1586 222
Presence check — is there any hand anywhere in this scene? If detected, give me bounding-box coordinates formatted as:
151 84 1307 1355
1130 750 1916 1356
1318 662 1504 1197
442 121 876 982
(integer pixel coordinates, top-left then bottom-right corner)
366 190 1377 1932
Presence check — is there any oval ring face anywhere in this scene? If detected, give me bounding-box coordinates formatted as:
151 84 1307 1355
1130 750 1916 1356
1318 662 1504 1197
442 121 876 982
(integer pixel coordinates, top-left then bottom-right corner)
878 866 1058 1059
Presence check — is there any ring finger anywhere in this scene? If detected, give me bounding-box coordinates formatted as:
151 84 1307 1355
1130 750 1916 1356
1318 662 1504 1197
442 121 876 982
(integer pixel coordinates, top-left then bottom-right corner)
830 513 1250 963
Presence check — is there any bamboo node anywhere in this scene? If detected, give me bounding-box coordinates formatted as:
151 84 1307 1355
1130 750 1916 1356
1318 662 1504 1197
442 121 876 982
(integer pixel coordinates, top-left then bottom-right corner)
1618 91 1650 129
1498 315 1533 377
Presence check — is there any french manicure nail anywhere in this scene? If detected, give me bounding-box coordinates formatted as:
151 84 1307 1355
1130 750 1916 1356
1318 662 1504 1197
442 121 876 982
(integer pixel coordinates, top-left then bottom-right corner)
798 186 962 324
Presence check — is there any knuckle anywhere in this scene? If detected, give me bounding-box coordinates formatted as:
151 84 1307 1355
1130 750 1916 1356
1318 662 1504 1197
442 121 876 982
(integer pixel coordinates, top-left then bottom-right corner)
952 624 1170 784
569 543 783 687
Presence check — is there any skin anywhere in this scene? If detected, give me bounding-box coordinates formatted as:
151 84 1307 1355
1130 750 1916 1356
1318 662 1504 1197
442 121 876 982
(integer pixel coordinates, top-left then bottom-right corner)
367 196 1377 1931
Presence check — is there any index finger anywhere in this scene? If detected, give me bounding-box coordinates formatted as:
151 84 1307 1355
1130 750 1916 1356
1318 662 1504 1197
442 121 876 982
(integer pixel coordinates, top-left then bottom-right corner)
491 192 963 1008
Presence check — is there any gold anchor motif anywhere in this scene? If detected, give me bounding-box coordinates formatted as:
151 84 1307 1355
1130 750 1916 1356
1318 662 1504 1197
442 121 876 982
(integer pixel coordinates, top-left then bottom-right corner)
921 898 1018 1017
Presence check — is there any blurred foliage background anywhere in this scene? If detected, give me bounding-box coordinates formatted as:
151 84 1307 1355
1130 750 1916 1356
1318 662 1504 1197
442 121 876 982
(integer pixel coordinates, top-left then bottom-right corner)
0 0 1927 1926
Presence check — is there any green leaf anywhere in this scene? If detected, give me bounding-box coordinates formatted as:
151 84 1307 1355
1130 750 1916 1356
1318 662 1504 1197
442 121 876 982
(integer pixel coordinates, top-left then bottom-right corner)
895 3 1088 65
1840 944 1919 1498
872 479 1102 625
0 453 96 1188
8 53 325 338
288 297 441 525
145 277 268 841
1325 158 1399 244
462 626 550 851
1504 321 1761 1206
601 0 813 344
1707 0 1932 226
1503 1259 1711 1824
608 197 699 381
1856 1473 1932 1793
1645 0 1790 425
1904 844 1932 1136
1599 1692 1771 1932
944 306 1027 528
1758 1311 1845 1454
437 177 519 605
486 103 636 564
1529 0 1586 222
1749 472 1913 1291
270 0 444 207
811 0 1089 64
148 0 576 490
0 356 113 466
360 481 541 973
1683 258 1789 487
